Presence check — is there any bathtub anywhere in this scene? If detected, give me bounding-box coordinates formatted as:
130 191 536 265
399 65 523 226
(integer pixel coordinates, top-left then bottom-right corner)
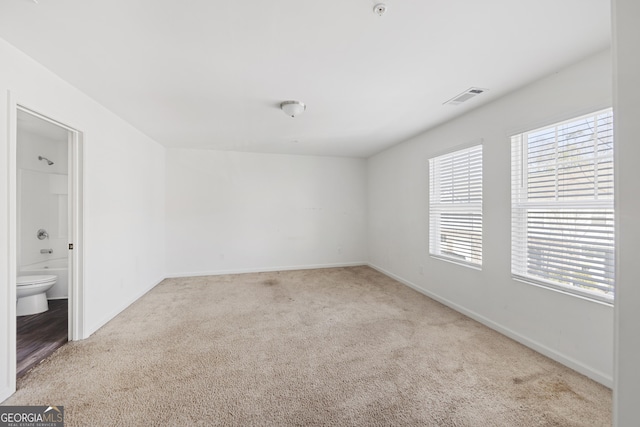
19 258 68 299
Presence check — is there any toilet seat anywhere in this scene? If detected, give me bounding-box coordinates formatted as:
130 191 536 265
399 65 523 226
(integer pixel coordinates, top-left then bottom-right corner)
17 275 57 286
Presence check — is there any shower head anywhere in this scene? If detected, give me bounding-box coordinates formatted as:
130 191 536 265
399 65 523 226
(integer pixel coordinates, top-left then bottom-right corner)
38 156 54 166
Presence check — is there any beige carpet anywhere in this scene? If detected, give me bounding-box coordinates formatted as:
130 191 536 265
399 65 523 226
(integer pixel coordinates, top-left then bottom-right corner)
3 266 611 426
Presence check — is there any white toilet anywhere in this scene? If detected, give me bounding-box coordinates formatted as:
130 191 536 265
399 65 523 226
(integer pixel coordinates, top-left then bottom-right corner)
16 275 57 316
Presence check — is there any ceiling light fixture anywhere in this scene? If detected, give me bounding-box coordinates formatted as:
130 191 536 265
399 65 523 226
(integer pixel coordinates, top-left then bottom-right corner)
280 101 306 118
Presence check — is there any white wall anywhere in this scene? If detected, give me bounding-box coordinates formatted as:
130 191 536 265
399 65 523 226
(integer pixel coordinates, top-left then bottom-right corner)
166 149 367 276
367 49 614 386
0 37 166 401
613 0 640 424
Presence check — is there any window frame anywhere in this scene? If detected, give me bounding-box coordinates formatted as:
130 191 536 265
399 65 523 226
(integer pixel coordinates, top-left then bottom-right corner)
511 108 614 304
428 143 483 269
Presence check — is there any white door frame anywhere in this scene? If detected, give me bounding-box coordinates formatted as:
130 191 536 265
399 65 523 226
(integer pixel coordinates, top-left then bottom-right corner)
5 95 84 394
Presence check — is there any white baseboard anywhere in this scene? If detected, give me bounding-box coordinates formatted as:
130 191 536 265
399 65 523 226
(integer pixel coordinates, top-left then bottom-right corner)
0 386 13 404
166 262 368 279
84 275 165 338
368 263 613 388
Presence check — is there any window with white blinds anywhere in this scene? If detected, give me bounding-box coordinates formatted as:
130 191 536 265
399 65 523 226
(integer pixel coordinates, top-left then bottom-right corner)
511 108 614 302
429 144 483 267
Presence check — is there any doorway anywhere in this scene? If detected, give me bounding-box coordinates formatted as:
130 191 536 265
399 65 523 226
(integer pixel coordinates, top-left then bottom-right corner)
8 104 83 386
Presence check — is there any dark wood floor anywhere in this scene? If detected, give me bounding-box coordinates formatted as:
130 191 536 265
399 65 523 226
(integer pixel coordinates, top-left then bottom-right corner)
17 299 68 378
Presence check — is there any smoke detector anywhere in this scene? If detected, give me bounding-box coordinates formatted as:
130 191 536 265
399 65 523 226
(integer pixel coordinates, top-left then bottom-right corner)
373 3 387 16
443 87 487 106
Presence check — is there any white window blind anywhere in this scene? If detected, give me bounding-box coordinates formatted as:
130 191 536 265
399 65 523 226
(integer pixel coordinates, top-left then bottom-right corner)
511 109 614 302
429 144 483 267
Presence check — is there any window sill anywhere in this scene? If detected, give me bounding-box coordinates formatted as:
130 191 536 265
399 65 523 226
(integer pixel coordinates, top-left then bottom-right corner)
430 254 482 271
512 275 614 307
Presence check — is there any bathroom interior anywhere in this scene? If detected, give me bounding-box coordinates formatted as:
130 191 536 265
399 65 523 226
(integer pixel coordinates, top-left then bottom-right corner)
15 110 70 378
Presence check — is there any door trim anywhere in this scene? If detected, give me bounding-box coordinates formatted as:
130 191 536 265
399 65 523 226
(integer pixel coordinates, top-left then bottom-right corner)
5 97 85 397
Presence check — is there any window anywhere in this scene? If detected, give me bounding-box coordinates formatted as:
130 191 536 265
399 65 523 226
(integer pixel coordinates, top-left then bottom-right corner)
511 109 614 302
429 144 483 267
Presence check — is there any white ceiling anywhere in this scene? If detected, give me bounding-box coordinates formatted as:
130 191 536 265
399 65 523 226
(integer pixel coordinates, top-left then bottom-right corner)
0 0 610 158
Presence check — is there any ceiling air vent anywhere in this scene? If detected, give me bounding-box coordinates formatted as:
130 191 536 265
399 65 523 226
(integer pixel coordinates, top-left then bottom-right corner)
444 87 487 106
